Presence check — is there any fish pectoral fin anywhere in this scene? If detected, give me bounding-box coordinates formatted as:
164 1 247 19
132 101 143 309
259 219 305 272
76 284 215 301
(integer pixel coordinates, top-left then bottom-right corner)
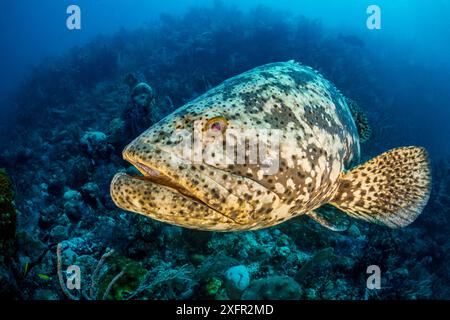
305 205 350 232
328 146 431 228
346 97 371 143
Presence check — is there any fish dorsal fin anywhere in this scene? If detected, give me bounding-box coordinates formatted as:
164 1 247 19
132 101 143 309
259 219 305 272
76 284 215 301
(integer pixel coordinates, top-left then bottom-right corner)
305 205 350 232
345 98 372 143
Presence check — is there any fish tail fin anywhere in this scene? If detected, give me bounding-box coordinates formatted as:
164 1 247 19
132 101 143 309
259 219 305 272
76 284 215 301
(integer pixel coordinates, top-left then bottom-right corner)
328 146 431 228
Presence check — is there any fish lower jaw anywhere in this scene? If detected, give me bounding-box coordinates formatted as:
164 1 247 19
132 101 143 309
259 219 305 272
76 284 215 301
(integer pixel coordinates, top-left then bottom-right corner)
123 155 254 225
126 161 217 212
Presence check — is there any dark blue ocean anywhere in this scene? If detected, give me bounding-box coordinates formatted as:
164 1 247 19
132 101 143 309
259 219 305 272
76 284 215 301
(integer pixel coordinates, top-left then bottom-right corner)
0 0 449 300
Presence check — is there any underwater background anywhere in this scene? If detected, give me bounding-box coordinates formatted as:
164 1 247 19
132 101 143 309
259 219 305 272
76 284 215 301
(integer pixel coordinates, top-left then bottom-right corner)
0 0 449 300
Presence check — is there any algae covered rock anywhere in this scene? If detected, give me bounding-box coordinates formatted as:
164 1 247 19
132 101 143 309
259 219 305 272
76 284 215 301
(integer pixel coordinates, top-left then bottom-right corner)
131 82 154 108
242 276 302 300
81 182 103 208
80 131 113 158
63 189 82 201
106 117 126 146
0 169 19 298
224 265 250 299
0 168 16 259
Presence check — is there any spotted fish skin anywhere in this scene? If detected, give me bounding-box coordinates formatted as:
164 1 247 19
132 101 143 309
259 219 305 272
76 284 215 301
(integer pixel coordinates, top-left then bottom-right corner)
110 61 430 231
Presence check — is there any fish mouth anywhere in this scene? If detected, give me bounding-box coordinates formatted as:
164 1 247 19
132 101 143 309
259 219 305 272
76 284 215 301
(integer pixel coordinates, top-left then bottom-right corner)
117 142 274 227
110 170 244 231
119 158 251 227
128 161 211 209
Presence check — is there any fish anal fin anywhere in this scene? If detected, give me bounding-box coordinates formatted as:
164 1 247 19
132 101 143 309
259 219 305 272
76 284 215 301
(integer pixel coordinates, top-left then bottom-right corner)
329 146 431 228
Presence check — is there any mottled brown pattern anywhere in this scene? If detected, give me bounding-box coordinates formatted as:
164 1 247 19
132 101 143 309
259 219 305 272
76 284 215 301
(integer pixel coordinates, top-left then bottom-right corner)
110 61 431 231
330 147 431 228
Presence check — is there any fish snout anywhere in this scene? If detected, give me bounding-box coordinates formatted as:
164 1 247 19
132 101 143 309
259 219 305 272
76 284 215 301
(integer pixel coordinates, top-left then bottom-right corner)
121 139 261 226
110 172 242 231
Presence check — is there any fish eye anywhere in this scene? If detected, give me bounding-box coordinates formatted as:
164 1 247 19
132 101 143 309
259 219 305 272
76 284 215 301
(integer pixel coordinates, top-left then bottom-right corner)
205 116 228 133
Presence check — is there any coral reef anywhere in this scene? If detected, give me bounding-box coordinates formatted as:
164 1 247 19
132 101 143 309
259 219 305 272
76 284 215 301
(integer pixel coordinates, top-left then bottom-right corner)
0 168 16 255
242 276 302 300
0 169 19 298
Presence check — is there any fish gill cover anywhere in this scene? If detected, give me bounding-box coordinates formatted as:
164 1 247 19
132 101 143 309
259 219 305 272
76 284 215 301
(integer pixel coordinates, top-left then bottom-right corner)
0 1 449 300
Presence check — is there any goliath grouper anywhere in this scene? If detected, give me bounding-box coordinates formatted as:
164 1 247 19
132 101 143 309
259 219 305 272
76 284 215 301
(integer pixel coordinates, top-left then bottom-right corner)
110 61 431 231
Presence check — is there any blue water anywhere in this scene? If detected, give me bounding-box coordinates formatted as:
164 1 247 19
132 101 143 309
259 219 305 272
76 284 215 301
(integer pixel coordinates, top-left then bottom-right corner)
0 0 449 300
1 0 449 156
